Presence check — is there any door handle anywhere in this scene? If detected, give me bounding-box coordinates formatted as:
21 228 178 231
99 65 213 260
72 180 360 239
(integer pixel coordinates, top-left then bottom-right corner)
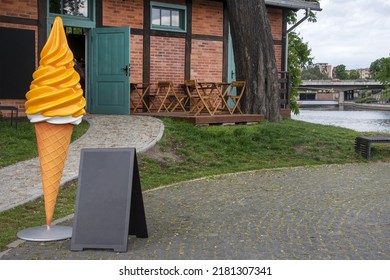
121 65 129 76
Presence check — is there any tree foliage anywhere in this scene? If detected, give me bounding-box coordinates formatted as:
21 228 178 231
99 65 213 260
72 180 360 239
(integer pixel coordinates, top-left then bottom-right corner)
370 57 390 87
287 0 319 24
301 65 330 80
288 32 313 114
348 70 360 80
287 0 319 114
49 0 86 16
334 64 349 80
333 65 361 80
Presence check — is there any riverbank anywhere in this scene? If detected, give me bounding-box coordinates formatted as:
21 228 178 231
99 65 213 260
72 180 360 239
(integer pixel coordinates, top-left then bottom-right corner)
341 101 390 111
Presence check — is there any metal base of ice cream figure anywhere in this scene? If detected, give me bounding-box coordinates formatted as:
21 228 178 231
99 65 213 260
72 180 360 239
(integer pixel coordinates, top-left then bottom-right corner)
17 225 72 242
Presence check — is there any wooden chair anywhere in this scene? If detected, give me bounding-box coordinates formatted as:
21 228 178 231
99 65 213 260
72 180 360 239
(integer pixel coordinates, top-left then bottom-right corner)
213 82 231 114
167 83 188 112
184 80 214 115
226 81 246 114
149 81 187 112
130 83 150 112
148 81 172 112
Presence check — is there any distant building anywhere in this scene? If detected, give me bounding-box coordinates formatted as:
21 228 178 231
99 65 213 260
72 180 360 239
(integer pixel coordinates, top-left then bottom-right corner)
357 68 371 79
330 66 371 80
345 68 371 80
313 63 332 79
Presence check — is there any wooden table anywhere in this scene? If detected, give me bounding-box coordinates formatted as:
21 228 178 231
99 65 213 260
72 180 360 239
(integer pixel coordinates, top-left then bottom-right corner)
149 81 187 112
184 80 232 116
197 82 231 115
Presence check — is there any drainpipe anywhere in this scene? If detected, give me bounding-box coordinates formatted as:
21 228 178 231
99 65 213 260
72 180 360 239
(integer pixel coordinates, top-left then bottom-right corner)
284 8 310 72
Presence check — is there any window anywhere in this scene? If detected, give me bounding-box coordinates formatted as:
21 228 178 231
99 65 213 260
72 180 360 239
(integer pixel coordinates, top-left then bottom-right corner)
48 0 95 29
49 0 89 18
151 2 186 32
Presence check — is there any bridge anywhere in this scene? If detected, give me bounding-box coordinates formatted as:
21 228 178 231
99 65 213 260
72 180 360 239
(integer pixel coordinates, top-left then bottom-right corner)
298 80 384 103
299 80 384 91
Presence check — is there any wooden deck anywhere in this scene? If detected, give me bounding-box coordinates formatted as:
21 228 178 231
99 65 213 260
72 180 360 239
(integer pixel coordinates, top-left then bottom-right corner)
133 111 266 125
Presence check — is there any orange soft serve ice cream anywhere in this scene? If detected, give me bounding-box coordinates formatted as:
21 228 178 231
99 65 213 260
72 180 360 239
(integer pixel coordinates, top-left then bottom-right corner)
25 16 86 226
25 16 85 124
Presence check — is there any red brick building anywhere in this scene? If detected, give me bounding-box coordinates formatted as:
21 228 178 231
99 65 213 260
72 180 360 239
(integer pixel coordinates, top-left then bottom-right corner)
0 0 320 116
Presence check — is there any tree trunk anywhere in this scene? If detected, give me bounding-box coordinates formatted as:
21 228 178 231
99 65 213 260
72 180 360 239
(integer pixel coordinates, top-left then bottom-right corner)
225 0 282 121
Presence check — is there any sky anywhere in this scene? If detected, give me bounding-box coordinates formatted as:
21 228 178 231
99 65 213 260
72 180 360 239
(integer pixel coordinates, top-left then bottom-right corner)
293 0 390 70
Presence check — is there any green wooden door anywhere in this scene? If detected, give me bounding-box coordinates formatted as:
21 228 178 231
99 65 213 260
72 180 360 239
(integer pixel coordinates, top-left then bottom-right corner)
227 31 236 108
88 27 130 114
228 31 236 83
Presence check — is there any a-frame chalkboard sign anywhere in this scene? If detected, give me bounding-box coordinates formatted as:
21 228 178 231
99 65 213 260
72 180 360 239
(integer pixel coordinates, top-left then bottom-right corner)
71 148 148 252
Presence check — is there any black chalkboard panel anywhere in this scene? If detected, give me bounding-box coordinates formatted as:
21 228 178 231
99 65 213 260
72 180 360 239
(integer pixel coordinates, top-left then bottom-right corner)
71 148 147 252
0 27 35 99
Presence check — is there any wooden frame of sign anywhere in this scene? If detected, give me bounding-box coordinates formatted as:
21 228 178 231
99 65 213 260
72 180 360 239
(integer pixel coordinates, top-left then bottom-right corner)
71 148 148 252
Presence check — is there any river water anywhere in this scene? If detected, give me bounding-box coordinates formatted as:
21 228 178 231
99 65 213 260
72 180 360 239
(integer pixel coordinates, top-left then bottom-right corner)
291 105 390 133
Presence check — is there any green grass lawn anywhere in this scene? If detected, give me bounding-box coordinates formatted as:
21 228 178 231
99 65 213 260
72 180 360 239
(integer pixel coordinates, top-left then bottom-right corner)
0 118 89 168
1 116 390 251
138 118 390 189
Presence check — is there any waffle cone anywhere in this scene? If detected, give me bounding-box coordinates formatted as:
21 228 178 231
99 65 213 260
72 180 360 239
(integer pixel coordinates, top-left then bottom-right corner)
35 122 73 226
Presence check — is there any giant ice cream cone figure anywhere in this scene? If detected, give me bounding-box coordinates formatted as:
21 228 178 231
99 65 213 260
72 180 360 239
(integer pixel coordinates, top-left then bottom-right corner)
24 16 86 228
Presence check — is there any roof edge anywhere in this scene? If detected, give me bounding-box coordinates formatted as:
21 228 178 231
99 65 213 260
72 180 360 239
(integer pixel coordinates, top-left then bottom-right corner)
265 0 322 11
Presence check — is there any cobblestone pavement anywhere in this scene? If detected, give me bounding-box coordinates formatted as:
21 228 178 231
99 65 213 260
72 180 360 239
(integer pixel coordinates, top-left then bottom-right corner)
0 114 164 212
2 162 389 260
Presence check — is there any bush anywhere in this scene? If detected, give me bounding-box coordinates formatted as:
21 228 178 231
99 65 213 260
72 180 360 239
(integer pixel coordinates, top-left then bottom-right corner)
355 97 378 104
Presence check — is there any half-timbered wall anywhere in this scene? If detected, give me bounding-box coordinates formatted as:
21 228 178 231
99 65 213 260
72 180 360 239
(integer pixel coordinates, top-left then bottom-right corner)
0 0 287 116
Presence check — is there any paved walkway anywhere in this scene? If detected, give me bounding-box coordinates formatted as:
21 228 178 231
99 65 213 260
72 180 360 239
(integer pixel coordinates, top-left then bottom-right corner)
0 114 164 212
1 115 390 259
